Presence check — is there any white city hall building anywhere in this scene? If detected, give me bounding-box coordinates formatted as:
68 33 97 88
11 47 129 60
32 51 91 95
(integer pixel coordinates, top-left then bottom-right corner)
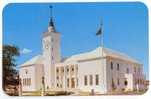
19 16 146 94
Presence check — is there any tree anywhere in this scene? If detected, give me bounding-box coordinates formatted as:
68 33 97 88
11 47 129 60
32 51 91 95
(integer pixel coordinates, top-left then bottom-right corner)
2 45 20 91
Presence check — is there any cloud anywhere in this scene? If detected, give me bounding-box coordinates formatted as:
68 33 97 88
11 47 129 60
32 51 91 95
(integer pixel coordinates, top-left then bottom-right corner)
21 48 32 54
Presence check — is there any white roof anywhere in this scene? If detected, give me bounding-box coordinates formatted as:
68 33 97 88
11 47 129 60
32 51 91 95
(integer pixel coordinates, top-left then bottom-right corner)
20 47 141 67
21 55 43 66
64 47 141 64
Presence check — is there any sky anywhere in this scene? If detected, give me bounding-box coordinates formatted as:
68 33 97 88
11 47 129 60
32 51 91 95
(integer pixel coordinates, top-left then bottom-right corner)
3 2 148 79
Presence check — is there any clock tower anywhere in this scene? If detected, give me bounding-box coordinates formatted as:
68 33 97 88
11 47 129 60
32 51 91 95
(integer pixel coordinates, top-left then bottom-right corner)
42 6 61 90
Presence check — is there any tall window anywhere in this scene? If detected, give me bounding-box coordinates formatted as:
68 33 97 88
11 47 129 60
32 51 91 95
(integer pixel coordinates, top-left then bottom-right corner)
67 78 69 88
84 75 87 86
117 63 119 71
76 65 78 71
126 68 129 73
27 78 29 86
23 78 31 86
25 69 28 74
51 38 54 42
52 47 53 51
138 67 141 73
134 67 136 73
28 78 31 86
57 83 59 87
60 84 62 88
111 78 115 90
90 75 93 85
124 80 128 86
111 62 113 70
71 67 74 72
61 67 64 73
117 78 120 85
95 74 99 85
25 79 27 86
56 68 59 73
67 67 69 73
77 78 78 87
23 79 25 86
56 76 59 80
52 55 54 60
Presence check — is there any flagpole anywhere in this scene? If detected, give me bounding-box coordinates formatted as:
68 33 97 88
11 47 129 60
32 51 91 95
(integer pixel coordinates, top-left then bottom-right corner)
96 18 105 93
101 19 105 93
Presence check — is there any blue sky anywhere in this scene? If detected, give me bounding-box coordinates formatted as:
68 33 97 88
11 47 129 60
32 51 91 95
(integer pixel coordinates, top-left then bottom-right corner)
3 2 148 79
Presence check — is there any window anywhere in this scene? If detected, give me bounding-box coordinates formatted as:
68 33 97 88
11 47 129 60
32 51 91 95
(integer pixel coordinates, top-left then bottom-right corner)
84 75 87 86
29 78 31 85
126 68 129 73
137 79 139 84
23 78 31 86
72 67 74 72
52 56 54 60
52 47 53 51
25 69 28 74
56 76 59 80
23 79 25 86
51 38 54 42
111 62 113 70
138 67 141 73
25 79 27 86
117 78 120 85
77 78 78 86
90 75 93 85
95 74 99 85
61 67 64 73
47 86 49 90
76 66 78 71
56 68 59 73
27 78 29 86
124 80 128 86
28 78 31 86
57 83 59 87
111 78 115 90
117 63 119 71
67 67 69 73
67 78 69 88
134 67 136 73
71 78 75 88
60 84 62 88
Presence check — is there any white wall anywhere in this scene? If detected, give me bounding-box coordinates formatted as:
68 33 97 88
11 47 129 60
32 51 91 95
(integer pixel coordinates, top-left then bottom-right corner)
106 56 144 92
19 65 36 91
35 64 44 91
77 58 107 94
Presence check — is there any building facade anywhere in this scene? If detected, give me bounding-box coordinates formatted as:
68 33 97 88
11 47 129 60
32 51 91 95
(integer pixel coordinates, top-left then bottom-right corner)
19 16 146 94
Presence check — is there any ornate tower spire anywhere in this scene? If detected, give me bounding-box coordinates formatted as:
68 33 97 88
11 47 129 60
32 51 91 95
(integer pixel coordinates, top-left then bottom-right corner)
48 5 56 32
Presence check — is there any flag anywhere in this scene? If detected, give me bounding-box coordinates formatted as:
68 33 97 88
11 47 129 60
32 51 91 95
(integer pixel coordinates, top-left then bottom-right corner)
96 27 102 36
96 22 103 36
